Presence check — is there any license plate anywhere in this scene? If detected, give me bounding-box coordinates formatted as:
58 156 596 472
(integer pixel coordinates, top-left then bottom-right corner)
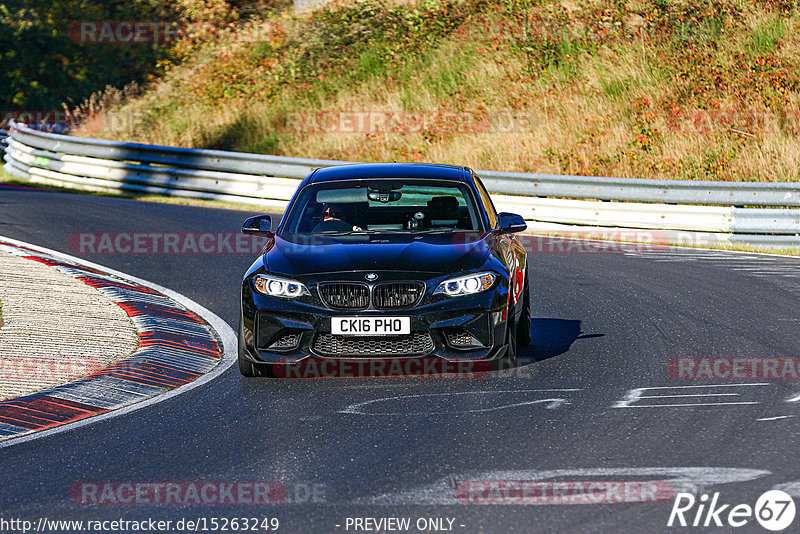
331 317 410 336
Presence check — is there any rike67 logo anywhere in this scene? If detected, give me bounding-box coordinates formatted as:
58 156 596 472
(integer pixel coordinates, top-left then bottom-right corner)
668 490 796 531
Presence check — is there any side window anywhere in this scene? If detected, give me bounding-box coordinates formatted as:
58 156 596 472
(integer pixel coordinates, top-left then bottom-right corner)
473 172 498 229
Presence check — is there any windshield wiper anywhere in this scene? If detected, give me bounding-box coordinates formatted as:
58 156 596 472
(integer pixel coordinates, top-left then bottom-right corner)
413 228 456 233
314 230 378 236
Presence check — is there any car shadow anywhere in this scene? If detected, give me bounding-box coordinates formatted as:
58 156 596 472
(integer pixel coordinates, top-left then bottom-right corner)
518 318 604 363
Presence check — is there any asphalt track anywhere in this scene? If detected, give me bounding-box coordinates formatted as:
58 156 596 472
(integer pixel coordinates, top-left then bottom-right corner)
1 184 800 533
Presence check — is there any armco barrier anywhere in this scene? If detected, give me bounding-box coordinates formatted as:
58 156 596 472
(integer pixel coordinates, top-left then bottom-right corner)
3 121 800 248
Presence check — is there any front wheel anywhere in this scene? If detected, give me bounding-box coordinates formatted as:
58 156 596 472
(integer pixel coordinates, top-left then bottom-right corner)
517 275 531 347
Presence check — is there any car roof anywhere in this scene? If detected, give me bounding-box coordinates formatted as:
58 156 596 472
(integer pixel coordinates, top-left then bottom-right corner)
306 163 471 184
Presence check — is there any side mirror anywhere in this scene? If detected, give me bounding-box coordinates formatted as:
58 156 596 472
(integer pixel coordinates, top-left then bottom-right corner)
497 212 527 234
242 215 273 236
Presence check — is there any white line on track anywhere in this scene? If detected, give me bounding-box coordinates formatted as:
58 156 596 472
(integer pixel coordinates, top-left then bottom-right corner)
0 235 237 450
338 389 582 415
618 402 760 408
757 415 795 421
638 393 741 399
612 383 770 408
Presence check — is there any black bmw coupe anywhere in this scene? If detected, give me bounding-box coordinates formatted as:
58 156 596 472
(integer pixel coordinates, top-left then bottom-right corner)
238 163 530 377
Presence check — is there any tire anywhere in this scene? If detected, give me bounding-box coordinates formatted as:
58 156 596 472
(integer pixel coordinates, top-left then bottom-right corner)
238 314 273 378
491 307 518 371
517 276 531 347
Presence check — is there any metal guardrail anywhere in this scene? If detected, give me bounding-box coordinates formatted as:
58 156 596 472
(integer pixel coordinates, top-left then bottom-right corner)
4 120 800 248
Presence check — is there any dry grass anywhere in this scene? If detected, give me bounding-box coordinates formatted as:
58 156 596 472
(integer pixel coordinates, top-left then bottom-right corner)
77 0 800 181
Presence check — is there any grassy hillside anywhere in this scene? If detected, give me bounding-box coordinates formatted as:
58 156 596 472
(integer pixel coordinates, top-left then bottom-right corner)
80 0 800 181
0 0 290 113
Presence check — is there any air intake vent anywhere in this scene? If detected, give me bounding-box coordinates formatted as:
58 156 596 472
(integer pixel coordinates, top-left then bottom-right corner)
446 329 474 346
373 282 424 309
319 283 369 309
268 333 301 349
313 332 434 357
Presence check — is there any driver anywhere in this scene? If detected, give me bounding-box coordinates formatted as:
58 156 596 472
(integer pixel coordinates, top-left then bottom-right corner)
312 204 362 233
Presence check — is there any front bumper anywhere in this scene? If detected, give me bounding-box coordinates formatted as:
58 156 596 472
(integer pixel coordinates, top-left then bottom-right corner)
241 276 511 365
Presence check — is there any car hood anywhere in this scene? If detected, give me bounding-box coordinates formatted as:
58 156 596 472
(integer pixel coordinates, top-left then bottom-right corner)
264 232 492 277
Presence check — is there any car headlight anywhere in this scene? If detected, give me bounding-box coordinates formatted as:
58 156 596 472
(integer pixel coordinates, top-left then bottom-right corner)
433 272 495 297
254 274 310 298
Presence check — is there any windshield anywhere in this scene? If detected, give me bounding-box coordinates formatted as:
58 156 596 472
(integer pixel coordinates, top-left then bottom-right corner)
280 180 483 235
